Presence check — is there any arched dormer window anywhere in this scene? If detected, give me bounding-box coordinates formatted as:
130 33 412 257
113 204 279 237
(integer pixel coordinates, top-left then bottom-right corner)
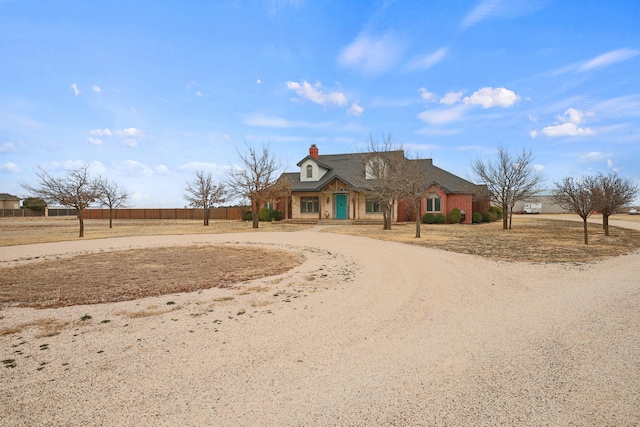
306 164 313 178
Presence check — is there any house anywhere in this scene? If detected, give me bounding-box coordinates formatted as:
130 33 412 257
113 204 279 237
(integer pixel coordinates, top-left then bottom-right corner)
275 145 489 224
0 193 21 210
512 190 569 214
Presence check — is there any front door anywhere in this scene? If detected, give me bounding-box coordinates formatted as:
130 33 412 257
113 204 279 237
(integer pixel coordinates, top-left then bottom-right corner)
335 194 348 219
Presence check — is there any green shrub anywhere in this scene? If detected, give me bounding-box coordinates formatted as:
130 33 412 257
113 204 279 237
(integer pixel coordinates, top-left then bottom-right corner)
435 213 446 224
488 206 503 220
449 208 461 224
472 212 483 223
259 208 282 222
422 213 436 224
245 212 253 221
482 212 494 222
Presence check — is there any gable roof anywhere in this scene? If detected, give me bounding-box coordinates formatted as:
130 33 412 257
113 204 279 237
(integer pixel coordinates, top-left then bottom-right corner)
0 193 20 201
283 149 486 196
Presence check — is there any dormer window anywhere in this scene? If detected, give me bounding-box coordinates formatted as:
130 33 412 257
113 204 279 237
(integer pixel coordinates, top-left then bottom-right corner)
306 164 313 178
365 157 386 180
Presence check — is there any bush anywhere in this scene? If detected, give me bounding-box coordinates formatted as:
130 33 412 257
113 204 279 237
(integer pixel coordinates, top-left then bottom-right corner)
435 213 446 224
472 212 483 223
488 206 503 220
245 212 253 221
422 213 436 224
259 208 282 222
482 212 494 222
449 208 461 224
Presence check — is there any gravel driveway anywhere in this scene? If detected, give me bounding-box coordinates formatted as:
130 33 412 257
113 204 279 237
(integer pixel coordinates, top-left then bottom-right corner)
1 224 639 426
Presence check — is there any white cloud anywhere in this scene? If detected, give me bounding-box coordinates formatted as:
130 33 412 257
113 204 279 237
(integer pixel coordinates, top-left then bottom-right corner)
348 102 364 116
463 87 519 108
113 160 153 176
285 80 347 107
337 31 405 76
70 83 80 96
529 130 538 138
417 104 468 125
406 47 448 70
440 91 464 105
532 164 545 171
155 165 170 175
245 115 334 129
0 142 16 153
540 108 596 138
87 137 103 145
90 128 112 137
196 91 204 97
256 79 262 84
115 128 146 147
579 152 610 163
418 88 436 102
178 162 220 173
92 85 101 93
461 0 547 29
578 48 639 72
0 162 21 173
542 123 595 137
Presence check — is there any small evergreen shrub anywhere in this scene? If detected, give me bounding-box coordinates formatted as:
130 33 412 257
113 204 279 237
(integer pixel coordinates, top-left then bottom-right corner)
422 213 436 224
472 212 483 223
245 212 253 221
259 208 282 222
449 208 461 224
482 212 494 222
435 213 446 224
488 206 503 220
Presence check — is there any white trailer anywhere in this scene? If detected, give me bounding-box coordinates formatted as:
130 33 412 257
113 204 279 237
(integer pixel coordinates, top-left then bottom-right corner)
523 202 542 214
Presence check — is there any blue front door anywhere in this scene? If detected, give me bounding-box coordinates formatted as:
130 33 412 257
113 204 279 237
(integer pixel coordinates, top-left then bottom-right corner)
335 194 348 219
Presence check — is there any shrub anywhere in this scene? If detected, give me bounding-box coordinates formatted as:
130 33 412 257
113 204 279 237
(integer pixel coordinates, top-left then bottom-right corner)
482 212 494 222
488 206 503 220
449 208 461 224
472 212 483 223
259 208 282 222
435 213 446 224
245 212 253 221
422 213 436 224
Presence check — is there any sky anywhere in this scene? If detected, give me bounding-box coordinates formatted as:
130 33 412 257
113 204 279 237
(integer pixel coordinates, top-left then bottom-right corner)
1 0 639 207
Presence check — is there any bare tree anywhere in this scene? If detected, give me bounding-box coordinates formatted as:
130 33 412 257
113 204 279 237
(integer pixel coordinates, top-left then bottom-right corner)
396 155 441 238
226 143 283 229
472 147 545 230
592 172 639 236
21 164 101 237
552 176 598 245
184 170 227 226
361 134 405 231
97 178 130 229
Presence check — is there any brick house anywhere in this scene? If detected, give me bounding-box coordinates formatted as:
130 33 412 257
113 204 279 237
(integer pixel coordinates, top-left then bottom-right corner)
275 145 489 224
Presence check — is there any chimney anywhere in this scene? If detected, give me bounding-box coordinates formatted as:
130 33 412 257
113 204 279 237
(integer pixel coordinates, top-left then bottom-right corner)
309 144 319 159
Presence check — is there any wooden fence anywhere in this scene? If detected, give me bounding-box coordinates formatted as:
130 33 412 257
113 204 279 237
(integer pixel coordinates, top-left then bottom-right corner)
0 209 45 217
82 207 247 221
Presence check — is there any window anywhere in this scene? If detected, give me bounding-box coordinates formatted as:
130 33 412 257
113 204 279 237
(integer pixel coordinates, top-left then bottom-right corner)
306 165 313 178
263 202 274 210
300 197 319 213
365 157 386 180
366 197 381 213
426 196 441 212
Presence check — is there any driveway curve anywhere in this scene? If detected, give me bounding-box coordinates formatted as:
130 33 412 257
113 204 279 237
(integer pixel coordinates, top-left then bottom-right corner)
1 226 639 426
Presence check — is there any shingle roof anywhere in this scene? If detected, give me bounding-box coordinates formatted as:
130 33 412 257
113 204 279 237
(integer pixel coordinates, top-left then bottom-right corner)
282 150 486 196
0 193 20 201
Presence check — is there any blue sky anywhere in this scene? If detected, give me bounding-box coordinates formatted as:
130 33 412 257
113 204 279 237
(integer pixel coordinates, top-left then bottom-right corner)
1 0 639 207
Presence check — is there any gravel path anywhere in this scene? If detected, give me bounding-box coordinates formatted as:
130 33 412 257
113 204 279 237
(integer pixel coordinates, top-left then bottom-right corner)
1 225 639 426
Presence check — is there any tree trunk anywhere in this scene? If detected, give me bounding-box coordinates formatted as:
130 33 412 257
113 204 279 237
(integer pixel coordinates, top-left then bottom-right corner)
204 206 210 226
583 218 589 245
78 209 84 238
502 204 508 230
109 209 113 229
509 210 513 230
252 201 259 229
603 214 610 236
415 216 421 238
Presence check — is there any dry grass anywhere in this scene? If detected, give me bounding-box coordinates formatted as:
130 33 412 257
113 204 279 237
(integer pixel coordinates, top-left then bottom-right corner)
326 215 640 263
0 317 69 337
0 217 312 246
0 245 302 308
